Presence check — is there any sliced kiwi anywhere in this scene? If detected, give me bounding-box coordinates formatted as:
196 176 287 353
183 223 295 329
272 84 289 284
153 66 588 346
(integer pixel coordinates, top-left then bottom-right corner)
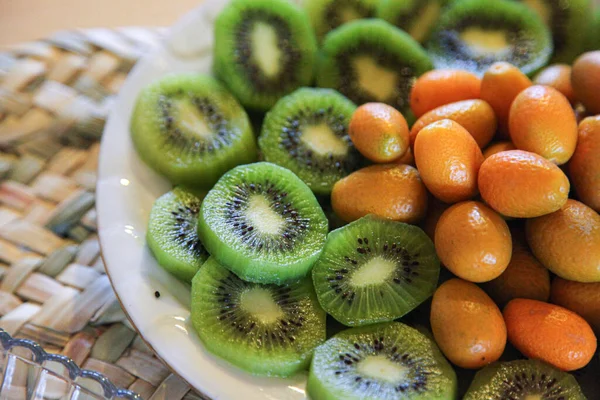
316 19 433 112
377 0 447 43
520 0 592 62
259 88 363 195
303 0 379 40
147 187 208 282
191 257 326 377
214 0 317 111
198 162 328 284
426 0 552 76
312 215 440 326
464 359 586 400
131 74 257 189
307 322 457 399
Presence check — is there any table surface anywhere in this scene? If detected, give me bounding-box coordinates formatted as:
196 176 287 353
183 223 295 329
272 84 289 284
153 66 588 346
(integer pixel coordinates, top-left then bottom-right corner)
0 0 202 46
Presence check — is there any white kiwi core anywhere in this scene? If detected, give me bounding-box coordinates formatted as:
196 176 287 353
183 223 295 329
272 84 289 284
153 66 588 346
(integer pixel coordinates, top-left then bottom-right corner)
300 123 348 156
352 56 398 102
246 194 285 235
240 288 283 324
357 355 408 383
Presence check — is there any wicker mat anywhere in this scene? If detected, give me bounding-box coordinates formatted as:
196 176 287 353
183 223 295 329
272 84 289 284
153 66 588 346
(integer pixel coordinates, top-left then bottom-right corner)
0 28 206 399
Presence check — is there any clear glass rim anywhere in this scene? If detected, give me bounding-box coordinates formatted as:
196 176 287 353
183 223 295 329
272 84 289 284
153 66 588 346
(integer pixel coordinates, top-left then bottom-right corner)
0 328 143 400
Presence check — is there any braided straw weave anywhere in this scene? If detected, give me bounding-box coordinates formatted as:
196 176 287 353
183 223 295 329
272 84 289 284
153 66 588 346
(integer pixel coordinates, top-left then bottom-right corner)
0 28 207 399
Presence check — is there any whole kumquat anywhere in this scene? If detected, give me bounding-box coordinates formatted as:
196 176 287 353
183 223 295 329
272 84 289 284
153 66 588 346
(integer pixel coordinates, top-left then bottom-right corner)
526 199 600 283
435 201 512 283
534 64 576 103
480 62 532 137
572 51 600 114
410 69 481 118
569 116 600 212
509 85 577 165
414 119 484 204
478 150 569 218
504 298 597 371
551 278 600 333
410 99 497 148
431 279 506 369
331 164 428 223
348 102 409 163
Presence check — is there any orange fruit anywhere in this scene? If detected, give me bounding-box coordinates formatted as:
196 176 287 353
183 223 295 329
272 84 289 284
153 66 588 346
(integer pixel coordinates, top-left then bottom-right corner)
509 85 578 165
348 103 409 163
394 146 414 166
420 196 450 241
331 164 428 223
482 141 516 159
410 99 497 149
480 62 532 137
478 150 570 218
551 278 600 333
534 64 576 104
572 51 600 114
481 247 551 307
504 298 597 371
430 278 506 369
569 116 600 212
410 70 481 118
414 119 484 203
435 201 511 283
526 199 600 283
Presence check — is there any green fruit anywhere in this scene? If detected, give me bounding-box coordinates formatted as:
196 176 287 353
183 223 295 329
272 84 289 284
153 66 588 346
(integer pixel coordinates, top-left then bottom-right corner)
427 0 552 76
146 187 209 282
312 215 440 326
316 19 433 112
191 257 326 377
303 0 379 39
259 88 363 195
464 359 586 400
198 162 328 284
377 0 447 43
214 0 317 111
519 0 592 63
307 322 457 399
130 73 257 189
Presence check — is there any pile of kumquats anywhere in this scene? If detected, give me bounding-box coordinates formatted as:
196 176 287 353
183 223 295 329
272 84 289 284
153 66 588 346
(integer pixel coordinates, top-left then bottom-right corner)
333 51 600 373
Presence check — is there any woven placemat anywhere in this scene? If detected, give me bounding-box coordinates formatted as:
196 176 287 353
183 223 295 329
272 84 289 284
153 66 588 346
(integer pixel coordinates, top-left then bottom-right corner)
0 28 206 400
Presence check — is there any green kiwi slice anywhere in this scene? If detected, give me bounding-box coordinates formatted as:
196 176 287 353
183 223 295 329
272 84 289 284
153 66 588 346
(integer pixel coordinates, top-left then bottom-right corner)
147 187 208 282
191 257 326 377
464 359 586 400
198 162 328 284
316 19 433 112
311 215 440 326
130 74 257 189
214 0 317 111
303 0 379 40
259 88 362 195
377 0 447 43
307 322 457 399
520 0 592 63
426 0 552 76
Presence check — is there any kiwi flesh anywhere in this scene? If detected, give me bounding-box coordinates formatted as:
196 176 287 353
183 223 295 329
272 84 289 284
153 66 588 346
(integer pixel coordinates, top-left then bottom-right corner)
520 0 592 63
316 19 433 112
191 257 326 377
426 0 553 76
130 74 257 189
377 0 447 43
259 87 363 195
198 162 328 284
303 0 379 40
464 359 586 400
147 187 208 282
312 215 440 326
214 0 317 111
307 322 457 399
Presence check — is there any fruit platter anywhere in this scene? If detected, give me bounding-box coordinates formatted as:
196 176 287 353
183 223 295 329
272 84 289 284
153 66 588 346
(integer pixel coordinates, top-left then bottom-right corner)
97 0 600 398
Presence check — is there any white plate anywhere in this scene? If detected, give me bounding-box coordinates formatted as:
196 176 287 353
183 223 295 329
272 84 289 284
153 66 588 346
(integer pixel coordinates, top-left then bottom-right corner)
96 1 308 399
